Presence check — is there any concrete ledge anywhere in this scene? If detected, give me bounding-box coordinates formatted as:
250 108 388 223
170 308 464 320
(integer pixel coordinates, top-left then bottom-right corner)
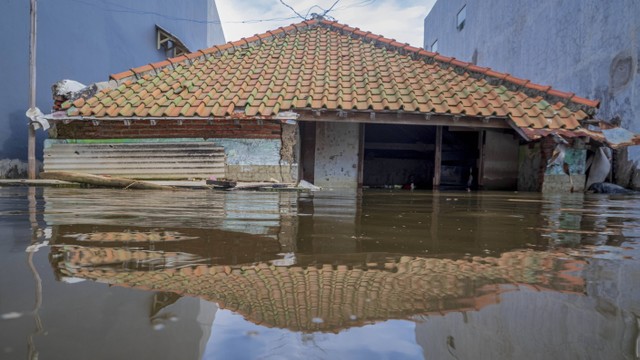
541 174 586 193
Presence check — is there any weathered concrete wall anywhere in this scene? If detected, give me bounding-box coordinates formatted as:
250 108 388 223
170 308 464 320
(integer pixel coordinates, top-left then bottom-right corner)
541 138 587 193
202 138 296 182
0 0 224 162
518 143 542 192
482 131 519 190
314 122 361 189
424 0 640 188
0 159 30 179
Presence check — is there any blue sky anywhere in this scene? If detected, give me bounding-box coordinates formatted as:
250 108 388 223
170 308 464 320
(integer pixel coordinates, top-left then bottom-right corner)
203 309 425 359
217 0 437 48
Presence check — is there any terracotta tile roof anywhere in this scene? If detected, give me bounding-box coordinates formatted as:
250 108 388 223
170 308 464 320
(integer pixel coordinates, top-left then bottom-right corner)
53 247 584 333
60 18 599 130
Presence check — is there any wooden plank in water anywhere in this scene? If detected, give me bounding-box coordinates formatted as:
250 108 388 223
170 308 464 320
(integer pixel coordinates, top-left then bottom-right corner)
40 171 177 191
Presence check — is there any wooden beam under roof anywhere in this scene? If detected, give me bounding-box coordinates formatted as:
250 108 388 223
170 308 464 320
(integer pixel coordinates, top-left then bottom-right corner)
296 110 511 129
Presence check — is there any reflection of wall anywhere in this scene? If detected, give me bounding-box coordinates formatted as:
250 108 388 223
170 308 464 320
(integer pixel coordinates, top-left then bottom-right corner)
584 252 640 317
314 122 361 189
414 288 636 359
43 188 299 255
304 192 359 254
34 282 217 360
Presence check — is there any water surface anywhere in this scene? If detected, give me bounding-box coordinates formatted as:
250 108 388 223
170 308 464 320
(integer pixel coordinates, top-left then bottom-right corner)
0 187 639 359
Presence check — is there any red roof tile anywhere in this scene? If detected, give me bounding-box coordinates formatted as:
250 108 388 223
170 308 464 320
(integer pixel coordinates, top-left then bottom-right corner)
63 19 598 130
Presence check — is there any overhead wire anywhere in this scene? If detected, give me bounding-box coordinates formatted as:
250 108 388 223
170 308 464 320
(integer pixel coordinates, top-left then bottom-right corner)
60 0 378 26
63 0 300 24
322 0 342 16
278 0 307 20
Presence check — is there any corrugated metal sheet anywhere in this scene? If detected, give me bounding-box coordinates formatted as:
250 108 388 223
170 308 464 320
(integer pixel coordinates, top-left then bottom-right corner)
44 142 225 180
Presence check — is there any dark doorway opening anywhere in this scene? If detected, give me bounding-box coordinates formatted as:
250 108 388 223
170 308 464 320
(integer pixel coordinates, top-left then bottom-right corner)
363 124 435 188
298 122 316 184
362 124 480 190
440 128 480 190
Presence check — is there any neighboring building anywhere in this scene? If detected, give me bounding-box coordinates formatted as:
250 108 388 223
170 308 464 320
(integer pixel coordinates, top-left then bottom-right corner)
45 17 635 192
424 0 640 189
0 0 225 176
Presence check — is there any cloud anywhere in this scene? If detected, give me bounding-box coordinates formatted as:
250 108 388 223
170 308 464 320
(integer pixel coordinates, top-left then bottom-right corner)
216 0 436 47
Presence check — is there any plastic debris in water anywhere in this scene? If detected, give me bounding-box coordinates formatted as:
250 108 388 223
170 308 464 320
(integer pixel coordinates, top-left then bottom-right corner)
2 312 23 320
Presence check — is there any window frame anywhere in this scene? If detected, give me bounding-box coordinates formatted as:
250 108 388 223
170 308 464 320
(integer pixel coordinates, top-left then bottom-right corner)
457 5 466 31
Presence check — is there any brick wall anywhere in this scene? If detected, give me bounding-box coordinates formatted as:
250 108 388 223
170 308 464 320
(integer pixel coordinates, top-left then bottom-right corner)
53 119 282 140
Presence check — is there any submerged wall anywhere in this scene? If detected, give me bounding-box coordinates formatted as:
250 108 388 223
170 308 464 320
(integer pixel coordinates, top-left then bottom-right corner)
49 119 298 182
424 0 640 189
518 137 588 193
482 131 519 190
313 122 361 189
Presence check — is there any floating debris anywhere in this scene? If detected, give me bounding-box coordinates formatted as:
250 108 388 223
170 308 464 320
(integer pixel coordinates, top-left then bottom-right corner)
1 312 23 320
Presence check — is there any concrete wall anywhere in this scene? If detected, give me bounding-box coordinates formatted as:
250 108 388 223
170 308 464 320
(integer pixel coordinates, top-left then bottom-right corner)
424 0 640 188
314 122 361 189
51 119 293 182
518 143 542 192
482 131 519 190
220 138 297 183
0 0 224 169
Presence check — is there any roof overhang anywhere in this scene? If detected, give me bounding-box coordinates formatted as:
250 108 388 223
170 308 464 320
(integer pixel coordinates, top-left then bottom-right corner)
508 120 640 148
46 109 513 129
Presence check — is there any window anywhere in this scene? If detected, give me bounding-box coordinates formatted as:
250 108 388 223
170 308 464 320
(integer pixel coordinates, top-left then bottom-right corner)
457 5 466 31
156 25 190 57
431 39 438 53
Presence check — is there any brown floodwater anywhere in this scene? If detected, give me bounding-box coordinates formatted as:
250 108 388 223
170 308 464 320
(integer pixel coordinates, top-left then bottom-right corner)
0 186 639 359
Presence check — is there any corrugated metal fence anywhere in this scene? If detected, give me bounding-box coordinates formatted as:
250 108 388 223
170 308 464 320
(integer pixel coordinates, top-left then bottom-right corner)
44 142 225 180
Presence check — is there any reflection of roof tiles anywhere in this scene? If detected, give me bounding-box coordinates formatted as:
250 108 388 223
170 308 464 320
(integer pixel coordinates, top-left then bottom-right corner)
60 19 596 129
54 248 585 333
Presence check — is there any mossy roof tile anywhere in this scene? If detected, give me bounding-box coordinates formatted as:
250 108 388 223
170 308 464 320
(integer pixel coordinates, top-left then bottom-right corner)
59 19 597 129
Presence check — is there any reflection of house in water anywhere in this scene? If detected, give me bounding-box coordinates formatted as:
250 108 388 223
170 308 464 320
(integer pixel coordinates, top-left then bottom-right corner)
44 187 299 257
51 246 584 333
41 185 639 354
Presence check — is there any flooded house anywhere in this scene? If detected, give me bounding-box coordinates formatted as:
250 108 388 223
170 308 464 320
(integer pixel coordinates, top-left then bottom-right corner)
44 17 638 192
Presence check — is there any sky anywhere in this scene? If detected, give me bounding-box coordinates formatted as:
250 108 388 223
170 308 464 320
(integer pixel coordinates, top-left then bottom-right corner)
216 0 437 48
